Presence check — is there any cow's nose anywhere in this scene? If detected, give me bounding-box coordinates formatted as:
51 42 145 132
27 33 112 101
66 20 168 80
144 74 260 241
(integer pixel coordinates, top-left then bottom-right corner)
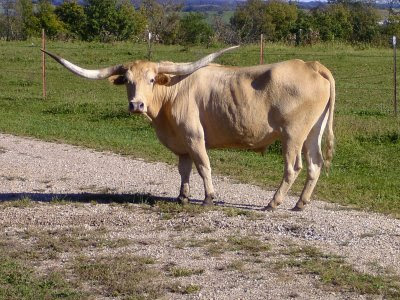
129 101 145 113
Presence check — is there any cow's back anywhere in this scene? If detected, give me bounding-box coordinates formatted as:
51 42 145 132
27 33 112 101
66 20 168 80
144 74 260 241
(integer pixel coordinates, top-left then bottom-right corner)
189 60 330 150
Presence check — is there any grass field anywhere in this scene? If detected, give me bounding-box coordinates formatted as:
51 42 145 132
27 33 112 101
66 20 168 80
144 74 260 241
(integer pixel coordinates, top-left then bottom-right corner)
0 40 399 216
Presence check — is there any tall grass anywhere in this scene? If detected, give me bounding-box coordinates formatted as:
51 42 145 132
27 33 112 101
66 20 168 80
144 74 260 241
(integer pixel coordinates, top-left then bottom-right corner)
0 40 399 216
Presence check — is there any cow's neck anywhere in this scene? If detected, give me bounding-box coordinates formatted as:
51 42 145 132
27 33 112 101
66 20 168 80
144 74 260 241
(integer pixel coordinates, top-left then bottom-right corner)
147 79 182 120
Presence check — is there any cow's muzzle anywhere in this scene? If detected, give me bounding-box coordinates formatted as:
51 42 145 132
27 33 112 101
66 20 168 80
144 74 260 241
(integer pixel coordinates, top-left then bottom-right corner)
129 101 146 113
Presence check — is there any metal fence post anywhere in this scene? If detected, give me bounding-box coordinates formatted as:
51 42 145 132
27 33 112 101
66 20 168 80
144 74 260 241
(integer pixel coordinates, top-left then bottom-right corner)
394 36 397 117
260 34 264 65
147 30 152 61
42 29 46 99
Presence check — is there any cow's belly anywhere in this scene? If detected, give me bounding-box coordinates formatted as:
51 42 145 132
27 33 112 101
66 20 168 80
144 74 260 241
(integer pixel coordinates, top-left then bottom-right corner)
201 111 278 151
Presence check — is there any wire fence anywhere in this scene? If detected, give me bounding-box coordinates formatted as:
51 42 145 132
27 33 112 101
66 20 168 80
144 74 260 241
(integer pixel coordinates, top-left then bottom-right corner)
1 43 397 56
1 41 398 115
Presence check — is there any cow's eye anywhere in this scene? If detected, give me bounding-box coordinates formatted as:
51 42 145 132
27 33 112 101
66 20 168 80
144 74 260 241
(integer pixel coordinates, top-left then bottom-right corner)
150 78 155 84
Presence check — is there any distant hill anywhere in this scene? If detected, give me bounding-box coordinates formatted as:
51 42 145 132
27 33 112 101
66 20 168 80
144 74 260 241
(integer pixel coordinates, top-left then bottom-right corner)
182 0 329 12
25 0 400 12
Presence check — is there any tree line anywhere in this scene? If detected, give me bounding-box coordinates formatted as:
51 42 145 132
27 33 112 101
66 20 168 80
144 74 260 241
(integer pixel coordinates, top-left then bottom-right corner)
0 0 399 47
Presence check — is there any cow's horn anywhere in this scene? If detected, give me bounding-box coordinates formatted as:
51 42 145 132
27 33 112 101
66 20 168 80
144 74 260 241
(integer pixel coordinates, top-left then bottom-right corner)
157 45 239 75
41 49 125 79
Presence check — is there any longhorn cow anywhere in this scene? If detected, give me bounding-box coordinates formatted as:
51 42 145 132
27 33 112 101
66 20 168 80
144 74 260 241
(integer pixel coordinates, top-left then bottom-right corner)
42 46 335 211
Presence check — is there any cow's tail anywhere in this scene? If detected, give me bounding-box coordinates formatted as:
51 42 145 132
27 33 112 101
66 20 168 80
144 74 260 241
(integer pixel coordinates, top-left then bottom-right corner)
319 65 335 173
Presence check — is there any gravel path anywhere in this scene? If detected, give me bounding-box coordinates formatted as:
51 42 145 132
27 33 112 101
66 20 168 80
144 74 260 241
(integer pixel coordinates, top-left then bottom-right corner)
1 133 399 299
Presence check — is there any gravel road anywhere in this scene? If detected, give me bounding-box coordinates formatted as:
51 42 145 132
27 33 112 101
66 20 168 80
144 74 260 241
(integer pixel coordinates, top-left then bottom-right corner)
1 133 399 299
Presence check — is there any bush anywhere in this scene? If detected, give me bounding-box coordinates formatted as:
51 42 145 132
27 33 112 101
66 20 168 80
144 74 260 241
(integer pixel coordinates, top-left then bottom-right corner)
37 0 66 39
55 1 87 40
179 13 213 46
230 0 297 43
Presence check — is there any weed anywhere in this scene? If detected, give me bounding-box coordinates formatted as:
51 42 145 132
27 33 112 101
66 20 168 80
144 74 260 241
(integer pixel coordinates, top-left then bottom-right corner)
12 227 131 260
179 235 270 257
168 267 204 277
220 260 246 272
167 282 201 294
227 235 270 254
50 196 73 205
73 254 161 299
0 254 83 299
155 201 211 218
279 246 400 299
206 241 228 256
221 207 264 220
0 196 34 208
1 175 26 182
196 226 215 234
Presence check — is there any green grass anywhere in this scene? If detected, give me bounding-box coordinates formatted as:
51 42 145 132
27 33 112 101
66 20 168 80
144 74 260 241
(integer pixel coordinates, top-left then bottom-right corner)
0 196 34 209
168 266 204 277
167 282 202 294
278 246 400 299
0 250 83 300
0 40 399 216
74 254 203 298
178 234 270 257
227 235 270 254
73 254 162 299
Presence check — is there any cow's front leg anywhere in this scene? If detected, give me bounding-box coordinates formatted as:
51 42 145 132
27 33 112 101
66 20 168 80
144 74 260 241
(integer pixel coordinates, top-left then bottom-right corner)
177 154 192 205
187 139 215 206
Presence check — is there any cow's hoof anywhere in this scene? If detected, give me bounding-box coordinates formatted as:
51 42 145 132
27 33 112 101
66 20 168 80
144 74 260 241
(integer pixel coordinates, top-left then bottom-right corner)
177 196 189 205
202 200 214 206
202 196 214 206
292 200 307 211
262 205 276 212
291 206 304 212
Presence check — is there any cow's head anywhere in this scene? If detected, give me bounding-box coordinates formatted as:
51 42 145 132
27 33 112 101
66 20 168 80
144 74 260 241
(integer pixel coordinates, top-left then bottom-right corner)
42 46 239 116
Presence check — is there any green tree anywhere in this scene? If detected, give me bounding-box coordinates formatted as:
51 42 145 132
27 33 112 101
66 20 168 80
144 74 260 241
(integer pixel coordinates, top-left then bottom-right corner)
310 1 379 44
327 4 353 41
0 0 18 40
16 0 39 38
159 12 181 44
311 3 353 42
36 0 65 39
383 12 400 38
141 0 164 37
179 12 213 46
84 0 146 42
230 0 298 43
349 2 380 43
55 0 87 39
84 0 119 41
264 0 297 41
140 0 182 44
116 0 147 41
293 10 319 45
230 0 267 43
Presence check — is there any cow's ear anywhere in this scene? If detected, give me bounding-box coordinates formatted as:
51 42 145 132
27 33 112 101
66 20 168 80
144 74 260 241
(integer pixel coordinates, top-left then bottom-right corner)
155 73 170 85
108 75 126 85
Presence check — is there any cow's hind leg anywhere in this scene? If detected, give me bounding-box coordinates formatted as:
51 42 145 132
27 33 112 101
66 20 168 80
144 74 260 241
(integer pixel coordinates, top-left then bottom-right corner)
293 134 324 211
293 109 328 210
178 154 192 205
264 141 303 211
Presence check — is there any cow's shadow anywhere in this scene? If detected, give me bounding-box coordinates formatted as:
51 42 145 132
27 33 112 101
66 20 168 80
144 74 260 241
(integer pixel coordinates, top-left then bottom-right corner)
0 192 265 211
